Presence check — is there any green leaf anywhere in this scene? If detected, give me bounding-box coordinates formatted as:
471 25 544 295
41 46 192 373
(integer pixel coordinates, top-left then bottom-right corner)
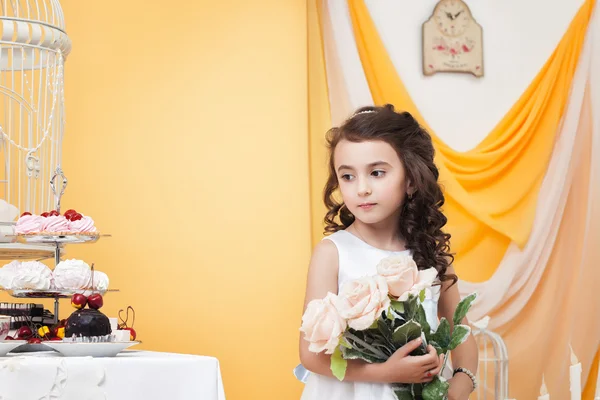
448 324 471 350
415 304 431 339
391 300 405 314
393 386 414 400
392 320 422 347
369 319 379 329
430 318 450 353
429 340 444 356
330 346 347 381
339 337 352 349
411 383 424 398
419 289 426 303
341 346 384 363
391 314 408 331
422 376 450 400
404 295 419 319
378 319 392 339
453 292 477 327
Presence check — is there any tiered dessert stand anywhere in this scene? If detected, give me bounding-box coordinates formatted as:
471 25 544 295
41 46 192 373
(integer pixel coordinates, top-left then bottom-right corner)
1 168 116 324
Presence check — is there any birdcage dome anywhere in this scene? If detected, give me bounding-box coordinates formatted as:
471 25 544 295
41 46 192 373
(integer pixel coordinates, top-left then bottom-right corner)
0 0 71 66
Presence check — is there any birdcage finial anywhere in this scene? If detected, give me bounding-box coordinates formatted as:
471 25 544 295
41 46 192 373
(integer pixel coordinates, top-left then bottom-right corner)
50 167 68 214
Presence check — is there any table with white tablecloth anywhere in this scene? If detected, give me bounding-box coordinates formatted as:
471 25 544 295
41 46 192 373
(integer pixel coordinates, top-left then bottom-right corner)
0 350 226 399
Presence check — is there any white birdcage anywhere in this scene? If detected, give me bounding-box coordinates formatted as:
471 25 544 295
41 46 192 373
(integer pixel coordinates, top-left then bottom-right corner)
0 0 70 259
472 316 509 400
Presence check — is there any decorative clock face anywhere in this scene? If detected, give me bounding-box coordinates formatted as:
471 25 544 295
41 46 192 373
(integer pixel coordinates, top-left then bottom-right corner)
434 0 471 37
422 0 483 77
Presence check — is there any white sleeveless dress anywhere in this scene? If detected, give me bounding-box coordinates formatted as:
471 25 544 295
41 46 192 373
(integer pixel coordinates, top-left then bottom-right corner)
297 230 440 400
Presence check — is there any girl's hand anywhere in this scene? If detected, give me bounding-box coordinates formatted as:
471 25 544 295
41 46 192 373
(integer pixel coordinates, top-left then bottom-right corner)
382 338 444 383
446 372 474 400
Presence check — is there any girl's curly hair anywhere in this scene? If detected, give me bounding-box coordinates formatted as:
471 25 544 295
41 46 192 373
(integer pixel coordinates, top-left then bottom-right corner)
323 104 456 285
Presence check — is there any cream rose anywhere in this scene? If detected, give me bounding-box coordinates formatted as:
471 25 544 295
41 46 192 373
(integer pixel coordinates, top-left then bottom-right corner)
300 292 347 354
376 254 419 298
398 268 438 301
337 276 390 330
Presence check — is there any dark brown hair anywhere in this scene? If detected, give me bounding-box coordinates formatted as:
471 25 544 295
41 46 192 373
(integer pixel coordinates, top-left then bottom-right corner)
323 104 457 285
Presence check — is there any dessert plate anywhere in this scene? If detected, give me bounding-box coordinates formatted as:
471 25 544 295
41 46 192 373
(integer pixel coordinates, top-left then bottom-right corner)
4 288 118 298
14 233 110 244
44 341 140 357
0 340 27 356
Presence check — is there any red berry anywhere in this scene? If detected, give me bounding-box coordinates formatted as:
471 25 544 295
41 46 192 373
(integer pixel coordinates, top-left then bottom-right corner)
16 326 33 339
71 293 87 309
87 293 104 310
20 212 32 217
49 337 62 341
70 213 83 222
64 209 77 219
49 210 59 217
27 338 42 344
4 335 14 340
40 212 49 217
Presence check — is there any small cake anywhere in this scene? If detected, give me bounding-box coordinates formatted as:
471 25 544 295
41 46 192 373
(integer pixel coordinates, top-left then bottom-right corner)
64 293 112 341
82 271 110 296
11 261 53 290
53 259 110 295
0 260 21 289
65 308 111 339
53 259 92 290
15 208 98 236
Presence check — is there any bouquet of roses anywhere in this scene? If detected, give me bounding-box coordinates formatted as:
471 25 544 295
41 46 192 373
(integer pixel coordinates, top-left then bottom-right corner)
300 254 477 400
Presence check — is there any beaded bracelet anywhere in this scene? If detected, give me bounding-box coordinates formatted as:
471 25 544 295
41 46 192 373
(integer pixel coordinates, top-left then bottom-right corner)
453 367 478 390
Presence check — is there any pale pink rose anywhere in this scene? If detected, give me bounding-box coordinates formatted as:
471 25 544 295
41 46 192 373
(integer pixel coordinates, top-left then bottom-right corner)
337 276 390 331
376 254 418 298
398 268 438 301
300 292 347 354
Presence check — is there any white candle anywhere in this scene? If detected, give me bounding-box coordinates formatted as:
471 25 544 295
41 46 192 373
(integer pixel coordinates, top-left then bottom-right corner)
538 375 550 400
570 346 582 400
595 356 600 398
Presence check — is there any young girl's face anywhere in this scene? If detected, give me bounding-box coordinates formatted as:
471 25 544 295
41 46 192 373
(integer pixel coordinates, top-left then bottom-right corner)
334 139 410 225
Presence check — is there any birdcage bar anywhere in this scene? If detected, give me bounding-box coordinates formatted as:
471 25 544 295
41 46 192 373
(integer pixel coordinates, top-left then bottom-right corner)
473 327 509 400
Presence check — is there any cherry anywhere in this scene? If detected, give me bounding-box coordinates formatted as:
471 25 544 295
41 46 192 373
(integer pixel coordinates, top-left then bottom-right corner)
122 327 137 341
20 212 32 217
71 293 87 309
16 326 33 339
87 293 104 310
64 209 77 220
70 213 83 222
27 338 42 344
48 210 59 217
4 336 14 340
40 212 49 218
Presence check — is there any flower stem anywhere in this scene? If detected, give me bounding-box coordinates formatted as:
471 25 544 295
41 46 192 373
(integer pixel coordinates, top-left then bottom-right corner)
440 350 451 376
345 332 388 360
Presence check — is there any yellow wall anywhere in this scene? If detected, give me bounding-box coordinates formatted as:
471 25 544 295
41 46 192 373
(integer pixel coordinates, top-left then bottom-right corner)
56 1 309 398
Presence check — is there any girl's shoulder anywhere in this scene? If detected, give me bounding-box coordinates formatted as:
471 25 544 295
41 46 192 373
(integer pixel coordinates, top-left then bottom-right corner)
320 229 351 248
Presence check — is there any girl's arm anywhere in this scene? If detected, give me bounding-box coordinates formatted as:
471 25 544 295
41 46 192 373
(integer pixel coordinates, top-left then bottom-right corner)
298 239 388 383
438 266 479 398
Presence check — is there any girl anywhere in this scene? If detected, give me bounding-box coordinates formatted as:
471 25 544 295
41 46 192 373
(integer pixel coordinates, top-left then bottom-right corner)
299 105 478 400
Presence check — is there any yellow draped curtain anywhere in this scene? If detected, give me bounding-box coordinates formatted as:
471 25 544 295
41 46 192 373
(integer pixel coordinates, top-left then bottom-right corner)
346 0 595 282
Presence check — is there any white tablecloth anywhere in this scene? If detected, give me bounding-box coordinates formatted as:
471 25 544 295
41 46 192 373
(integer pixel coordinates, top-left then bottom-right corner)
0 350 226 400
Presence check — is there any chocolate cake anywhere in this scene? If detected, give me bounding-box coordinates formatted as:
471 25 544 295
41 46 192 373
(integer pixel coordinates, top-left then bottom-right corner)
65 308 111 338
